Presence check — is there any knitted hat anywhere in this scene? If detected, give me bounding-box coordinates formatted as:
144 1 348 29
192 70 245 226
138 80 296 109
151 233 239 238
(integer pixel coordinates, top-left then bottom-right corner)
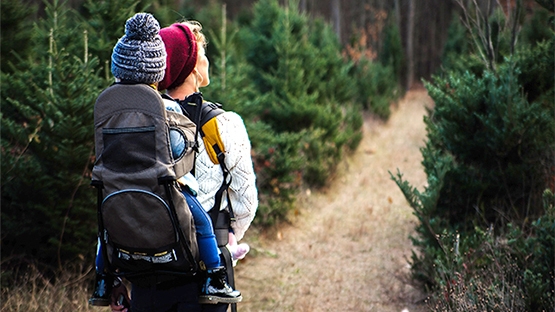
158 23 198 91
111 13 166 84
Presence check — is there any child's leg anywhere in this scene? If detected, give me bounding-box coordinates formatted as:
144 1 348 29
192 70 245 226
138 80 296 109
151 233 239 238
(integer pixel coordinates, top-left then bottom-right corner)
182 188 221 269
182 188 241 304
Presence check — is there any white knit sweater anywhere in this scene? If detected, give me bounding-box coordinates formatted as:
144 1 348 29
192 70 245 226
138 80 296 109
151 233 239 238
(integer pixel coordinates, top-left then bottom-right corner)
194 111 258 241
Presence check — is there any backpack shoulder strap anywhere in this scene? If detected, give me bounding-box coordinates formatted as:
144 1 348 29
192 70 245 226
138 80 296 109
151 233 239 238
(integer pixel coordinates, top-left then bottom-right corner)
196 101 226 165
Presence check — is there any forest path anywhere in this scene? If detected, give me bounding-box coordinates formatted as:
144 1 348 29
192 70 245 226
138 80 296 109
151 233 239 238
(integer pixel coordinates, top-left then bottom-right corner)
235 89 433 312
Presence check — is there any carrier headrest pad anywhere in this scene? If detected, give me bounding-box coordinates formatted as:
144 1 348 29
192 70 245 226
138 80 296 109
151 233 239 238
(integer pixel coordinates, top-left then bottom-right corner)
95 84 164 125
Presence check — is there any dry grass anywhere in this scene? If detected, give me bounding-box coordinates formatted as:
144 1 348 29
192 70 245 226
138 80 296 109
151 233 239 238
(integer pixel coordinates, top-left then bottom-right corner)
1 263 98 312
425 235 555 312
426 258 527 311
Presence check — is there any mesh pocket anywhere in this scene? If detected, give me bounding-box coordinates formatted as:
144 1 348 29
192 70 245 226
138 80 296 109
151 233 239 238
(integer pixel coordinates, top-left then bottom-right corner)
102 126 156 173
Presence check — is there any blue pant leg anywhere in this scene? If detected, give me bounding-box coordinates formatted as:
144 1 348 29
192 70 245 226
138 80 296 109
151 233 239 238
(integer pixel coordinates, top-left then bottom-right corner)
182 189 221 269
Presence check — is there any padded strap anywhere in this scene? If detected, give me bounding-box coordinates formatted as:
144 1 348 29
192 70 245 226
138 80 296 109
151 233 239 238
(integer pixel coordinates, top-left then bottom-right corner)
208 149 233 225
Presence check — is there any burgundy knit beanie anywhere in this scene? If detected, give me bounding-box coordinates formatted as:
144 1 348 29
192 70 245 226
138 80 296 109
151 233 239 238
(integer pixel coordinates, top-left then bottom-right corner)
158 23 198 91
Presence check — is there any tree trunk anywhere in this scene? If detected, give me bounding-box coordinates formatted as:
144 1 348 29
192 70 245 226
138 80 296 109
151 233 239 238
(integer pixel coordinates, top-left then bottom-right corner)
331 0 341 42
394 0 401 29
406 0 415 89
427 1 436 77
299 0 307 12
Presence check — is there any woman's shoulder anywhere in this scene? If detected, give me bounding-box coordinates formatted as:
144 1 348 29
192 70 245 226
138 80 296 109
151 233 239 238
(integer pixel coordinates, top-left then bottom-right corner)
213 109 251 149
216 110 245 126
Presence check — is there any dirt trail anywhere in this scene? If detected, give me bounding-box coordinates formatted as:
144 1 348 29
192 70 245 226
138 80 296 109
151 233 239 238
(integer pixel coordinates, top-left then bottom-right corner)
235 89 434 312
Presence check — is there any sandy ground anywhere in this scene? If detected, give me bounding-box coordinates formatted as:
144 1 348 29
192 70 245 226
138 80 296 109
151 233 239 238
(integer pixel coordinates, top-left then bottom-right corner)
234 89 434 312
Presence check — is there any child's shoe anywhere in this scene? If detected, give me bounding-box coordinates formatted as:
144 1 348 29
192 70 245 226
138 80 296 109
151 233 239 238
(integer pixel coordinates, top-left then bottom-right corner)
88 273 112 306
199 266 242 304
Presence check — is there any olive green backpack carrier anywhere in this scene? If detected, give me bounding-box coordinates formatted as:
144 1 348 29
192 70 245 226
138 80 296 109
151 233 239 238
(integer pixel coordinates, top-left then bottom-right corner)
92 83 199 284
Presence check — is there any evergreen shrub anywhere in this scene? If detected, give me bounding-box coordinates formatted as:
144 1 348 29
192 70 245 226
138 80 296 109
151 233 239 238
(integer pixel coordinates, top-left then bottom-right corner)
392 3 555 310
235 0 365 224
379 13 405 93
350 57 397 119
1 0 115 270
344 12 403 119
0 0 35 73
418 191 554 311
81 0 145 71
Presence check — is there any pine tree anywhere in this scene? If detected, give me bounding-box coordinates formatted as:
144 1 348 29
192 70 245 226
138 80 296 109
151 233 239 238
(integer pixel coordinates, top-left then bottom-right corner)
240 0 361 186
81 0 147 72
1 0 106 269
0 0 36 73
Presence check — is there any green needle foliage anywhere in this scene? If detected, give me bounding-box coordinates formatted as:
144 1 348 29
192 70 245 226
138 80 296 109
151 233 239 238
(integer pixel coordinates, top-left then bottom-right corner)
392 2 555 310
229 0 366 224
1 0 106 271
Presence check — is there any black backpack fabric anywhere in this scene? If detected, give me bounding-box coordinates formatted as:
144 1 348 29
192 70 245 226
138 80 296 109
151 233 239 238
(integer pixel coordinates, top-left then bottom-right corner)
92 83 199 283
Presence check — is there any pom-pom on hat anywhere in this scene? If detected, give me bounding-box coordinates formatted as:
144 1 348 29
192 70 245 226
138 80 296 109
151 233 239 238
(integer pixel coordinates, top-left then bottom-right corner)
111 13 166 84
158 23 198 91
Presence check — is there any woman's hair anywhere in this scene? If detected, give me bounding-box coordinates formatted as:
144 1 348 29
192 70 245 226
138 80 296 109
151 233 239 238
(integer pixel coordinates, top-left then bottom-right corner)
181 20 207 48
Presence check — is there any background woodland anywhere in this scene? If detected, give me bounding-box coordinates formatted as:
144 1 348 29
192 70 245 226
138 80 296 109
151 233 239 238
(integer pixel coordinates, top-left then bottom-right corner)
1 0 554 311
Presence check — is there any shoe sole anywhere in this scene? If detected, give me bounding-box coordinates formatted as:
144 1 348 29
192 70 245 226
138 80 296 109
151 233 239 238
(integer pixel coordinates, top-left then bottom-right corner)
199 295 243 305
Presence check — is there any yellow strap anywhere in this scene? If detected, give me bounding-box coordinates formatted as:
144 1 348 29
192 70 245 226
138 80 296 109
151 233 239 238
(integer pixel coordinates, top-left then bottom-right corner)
202 118 225 164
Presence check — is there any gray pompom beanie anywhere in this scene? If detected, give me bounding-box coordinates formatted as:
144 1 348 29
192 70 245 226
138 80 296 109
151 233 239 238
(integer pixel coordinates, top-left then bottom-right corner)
111 13 166 84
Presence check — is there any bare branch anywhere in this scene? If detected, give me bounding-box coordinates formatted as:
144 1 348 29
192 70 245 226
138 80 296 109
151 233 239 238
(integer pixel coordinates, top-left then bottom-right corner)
454 0 503 72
